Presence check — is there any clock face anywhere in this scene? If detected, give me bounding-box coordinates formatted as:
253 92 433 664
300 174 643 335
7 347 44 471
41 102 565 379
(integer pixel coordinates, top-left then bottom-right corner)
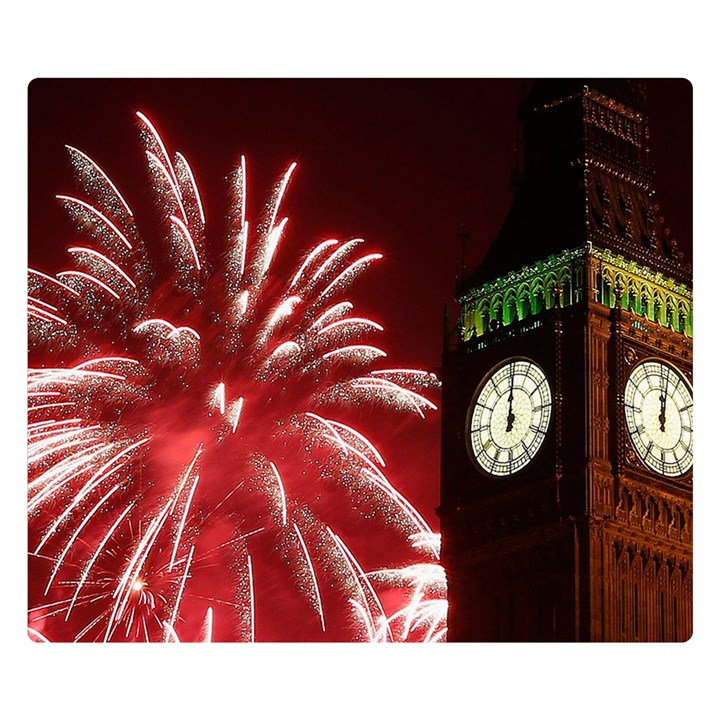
467 358 552 476
624 360 693 477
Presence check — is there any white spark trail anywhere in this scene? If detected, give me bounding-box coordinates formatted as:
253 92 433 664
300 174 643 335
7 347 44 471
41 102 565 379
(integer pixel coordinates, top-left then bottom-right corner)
310 302 353 330
29 268 82 298
329 529 390 642
104 498 174 641
318 318 384 336
247 555 255 643
168 447 203 571
34 438 146 552
65 145 134 217
170 215 201 270
56 195 133 250
290 239 339 289
176 151 206 225
65 503 135 620
293 522 326 632
318 253 383 301
167 544 195 631
309 239 364 287
57 270 121 300
137 111 181 190
202 607 213 642
322 345 387 362
43 483 122 594
29 307 68 326
68 247 137 289
269 461 288 526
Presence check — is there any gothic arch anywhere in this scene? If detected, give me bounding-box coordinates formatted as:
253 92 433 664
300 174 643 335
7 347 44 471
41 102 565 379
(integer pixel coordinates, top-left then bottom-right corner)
503 287 518 325
542 270 558 308
490 294 503 327
678 298 691 336
557 265 573 307
517 282 531 320
530 276 545 314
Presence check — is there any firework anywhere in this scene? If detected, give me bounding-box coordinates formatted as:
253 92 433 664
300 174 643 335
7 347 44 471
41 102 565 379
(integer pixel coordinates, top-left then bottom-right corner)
28 112 445 642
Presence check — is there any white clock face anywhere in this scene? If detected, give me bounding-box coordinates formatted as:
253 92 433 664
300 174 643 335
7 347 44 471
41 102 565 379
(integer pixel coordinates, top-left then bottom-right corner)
624 360 693 477
467 358 552 476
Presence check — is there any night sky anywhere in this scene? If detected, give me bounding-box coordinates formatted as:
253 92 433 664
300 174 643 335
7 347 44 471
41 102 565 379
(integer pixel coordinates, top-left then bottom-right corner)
28 78 692 523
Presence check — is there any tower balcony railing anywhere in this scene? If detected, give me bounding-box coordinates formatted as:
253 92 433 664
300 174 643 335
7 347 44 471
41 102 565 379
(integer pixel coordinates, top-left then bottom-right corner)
457 244 692 349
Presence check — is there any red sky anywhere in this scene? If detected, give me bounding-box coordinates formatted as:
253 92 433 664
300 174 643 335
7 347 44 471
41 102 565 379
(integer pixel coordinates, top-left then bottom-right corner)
27 79 691 641
28 77 692 508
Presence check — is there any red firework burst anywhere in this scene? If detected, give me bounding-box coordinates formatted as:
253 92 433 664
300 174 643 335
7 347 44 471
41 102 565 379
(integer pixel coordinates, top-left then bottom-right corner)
28 112 446 642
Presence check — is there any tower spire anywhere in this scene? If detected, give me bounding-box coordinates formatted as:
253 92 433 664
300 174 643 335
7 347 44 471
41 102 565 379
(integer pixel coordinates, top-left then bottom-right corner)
440 80 692 643
468 79 689 288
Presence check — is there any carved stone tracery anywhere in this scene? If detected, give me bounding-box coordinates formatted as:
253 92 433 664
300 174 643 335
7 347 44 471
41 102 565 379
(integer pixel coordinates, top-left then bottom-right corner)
610 478 692 547
458 245 692 344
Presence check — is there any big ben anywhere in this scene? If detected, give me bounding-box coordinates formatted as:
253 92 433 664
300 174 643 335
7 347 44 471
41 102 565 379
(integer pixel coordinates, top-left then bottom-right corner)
439 80 692 642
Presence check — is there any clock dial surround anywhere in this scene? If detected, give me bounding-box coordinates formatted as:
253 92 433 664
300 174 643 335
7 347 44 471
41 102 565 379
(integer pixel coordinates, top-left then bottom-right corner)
467 358 552 477
624 359 693 478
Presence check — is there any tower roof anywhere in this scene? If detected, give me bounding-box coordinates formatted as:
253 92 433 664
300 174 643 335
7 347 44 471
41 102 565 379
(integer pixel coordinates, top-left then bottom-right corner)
464 79 690 289
521 79 647 115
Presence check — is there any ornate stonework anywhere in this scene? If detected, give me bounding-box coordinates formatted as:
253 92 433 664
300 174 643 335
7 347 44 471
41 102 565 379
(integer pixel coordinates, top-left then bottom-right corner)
458 244 692 345
441 81 691 642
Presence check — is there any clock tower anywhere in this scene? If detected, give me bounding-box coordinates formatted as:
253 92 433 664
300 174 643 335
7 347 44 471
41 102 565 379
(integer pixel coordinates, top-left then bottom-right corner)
440 80 692 642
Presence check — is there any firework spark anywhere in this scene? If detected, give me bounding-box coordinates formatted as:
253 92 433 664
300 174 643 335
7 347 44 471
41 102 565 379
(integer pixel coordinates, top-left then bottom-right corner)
28 112 445 642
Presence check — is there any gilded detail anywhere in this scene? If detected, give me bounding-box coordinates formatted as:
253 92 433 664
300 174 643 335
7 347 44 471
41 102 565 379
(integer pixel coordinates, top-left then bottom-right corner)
458 247 583 341
458 245 693 342
592 246 692 336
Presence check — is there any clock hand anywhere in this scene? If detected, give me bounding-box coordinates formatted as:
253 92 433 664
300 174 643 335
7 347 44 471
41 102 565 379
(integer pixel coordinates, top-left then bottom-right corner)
659 394 666 433
506 366 515 432
659 369 669 433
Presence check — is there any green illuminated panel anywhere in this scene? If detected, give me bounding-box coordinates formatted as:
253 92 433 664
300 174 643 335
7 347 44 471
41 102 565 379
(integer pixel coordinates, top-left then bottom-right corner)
458 245 692 341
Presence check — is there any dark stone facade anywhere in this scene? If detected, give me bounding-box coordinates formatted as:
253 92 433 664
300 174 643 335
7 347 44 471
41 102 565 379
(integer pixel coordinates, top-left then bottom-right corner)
440 80 692 642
